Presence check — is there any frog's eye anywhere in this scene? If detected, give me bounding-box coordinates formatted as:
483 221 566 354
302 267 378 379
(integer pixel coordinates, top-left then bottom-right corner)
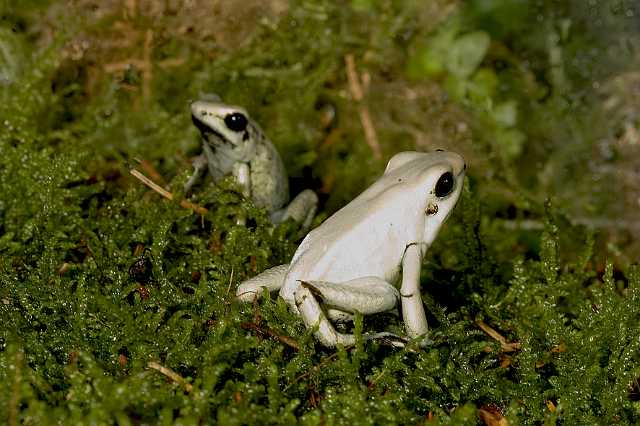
224 113 248 132
434 172 454 198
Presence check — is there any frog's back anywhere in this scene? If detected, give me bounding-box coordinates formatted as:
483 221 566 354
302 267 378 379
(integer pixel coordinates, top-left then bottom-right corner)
279 151 461 303
280 174 425 304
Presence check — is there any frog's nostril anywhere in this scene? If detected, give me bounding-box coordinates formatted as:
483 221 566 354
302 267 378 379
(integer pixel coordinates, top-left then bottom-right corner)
464 163 466 171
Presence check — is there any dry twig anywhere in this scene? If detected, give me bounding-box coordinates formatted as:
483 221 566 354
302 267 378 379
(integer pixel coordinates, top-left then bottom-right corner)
241 322 300 351
138 159 166 185
148 361 193 393
546 400 557 412
345 54 382 159
477 320 521 352
129 168 208 215
142 29 153 100
479 406 509 426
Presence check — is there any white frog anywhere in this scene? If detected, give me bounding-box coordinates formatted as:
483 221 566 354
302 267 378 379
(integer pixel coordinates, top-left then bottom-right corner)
237 150 466 347
187 100 318 228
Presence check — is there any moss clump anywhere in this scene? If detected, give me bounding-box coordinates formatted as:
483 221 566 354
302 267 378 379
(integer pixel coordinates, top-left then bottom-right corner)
1 0 639 424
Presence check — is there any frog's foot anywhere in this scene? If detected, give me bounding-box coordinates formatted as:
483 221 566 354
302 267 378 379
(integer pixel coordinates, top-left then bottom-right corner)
236 264 289 302
293 277 401 347
184 154 209 193
271 189 318 230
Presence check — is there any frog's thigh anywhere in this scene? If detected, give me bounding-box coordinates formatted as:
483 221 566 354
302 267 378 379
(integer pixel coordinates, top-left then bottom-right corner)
300 277 399 314
293 277 401 348
236 264 289 302
271 189 318 229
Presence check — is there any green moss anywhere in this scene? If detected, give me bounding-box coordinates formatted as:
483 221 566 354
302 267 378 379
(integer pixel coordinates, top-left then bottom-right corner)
1 0 639 424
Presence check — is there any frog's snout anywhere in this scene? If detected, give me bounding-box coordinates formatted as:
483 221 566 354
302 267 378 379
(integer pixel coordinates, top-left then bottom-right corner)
190 100 208 119
191 110 212 136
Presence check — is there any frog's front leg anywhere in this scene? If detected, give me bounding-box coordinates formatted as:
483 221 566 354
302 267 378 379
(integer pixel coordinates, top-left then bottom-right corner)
231 162 252 226
270 189 318 229
236 264 289 302
184 154 209 193
293 277 405 347
400 243 428 342
232 162 251 198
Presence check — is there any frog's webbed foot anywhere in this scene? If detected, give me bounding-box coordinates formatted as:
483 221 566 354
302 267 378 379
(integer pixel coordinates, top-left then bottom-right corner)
293 277 402 347
236 264 289 302
184 154 209 193
271 189 318 230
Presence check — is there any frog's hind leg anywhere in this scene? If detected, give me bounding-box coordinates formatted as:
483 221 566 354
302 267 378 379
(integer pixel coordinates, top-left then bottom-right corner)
271 189 318 230
236 264 289 302
294 277 406 347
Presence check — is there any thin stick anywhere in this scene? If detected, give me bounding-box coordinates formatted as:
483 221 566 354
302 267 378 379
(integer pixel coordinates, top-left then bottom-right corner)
241 322 300 351
130 168 172 199
142 29 153 100
478 406 509 426
225 268 234 297
476 320 521 352
148 361 193 393
125 0 137 19
104 57 185 73
345 54 382 159
139 159 166 185
129 168 208 215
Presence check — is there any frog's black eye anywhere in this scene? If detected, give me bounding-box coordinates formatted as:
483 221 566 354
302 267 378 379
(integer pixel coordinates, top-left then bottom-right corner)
224 113 248 132
434 172 454 198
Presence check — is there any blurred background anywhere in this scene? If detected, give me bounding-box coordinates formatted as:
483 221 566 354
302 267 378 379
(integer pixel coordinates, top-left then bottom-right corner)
2 0 638 265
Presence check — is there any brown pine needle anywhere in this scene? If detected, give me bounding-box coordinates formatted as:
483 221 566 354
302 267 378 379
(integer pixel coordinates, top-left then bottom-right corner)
148 361 193 393
477 320 521 352
479 406 509 426
139 159 166 185
345 54 382 160
142 29 153 100
546 400 557 412
241 322 300 351
129 168 208 215
345 54 364 101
